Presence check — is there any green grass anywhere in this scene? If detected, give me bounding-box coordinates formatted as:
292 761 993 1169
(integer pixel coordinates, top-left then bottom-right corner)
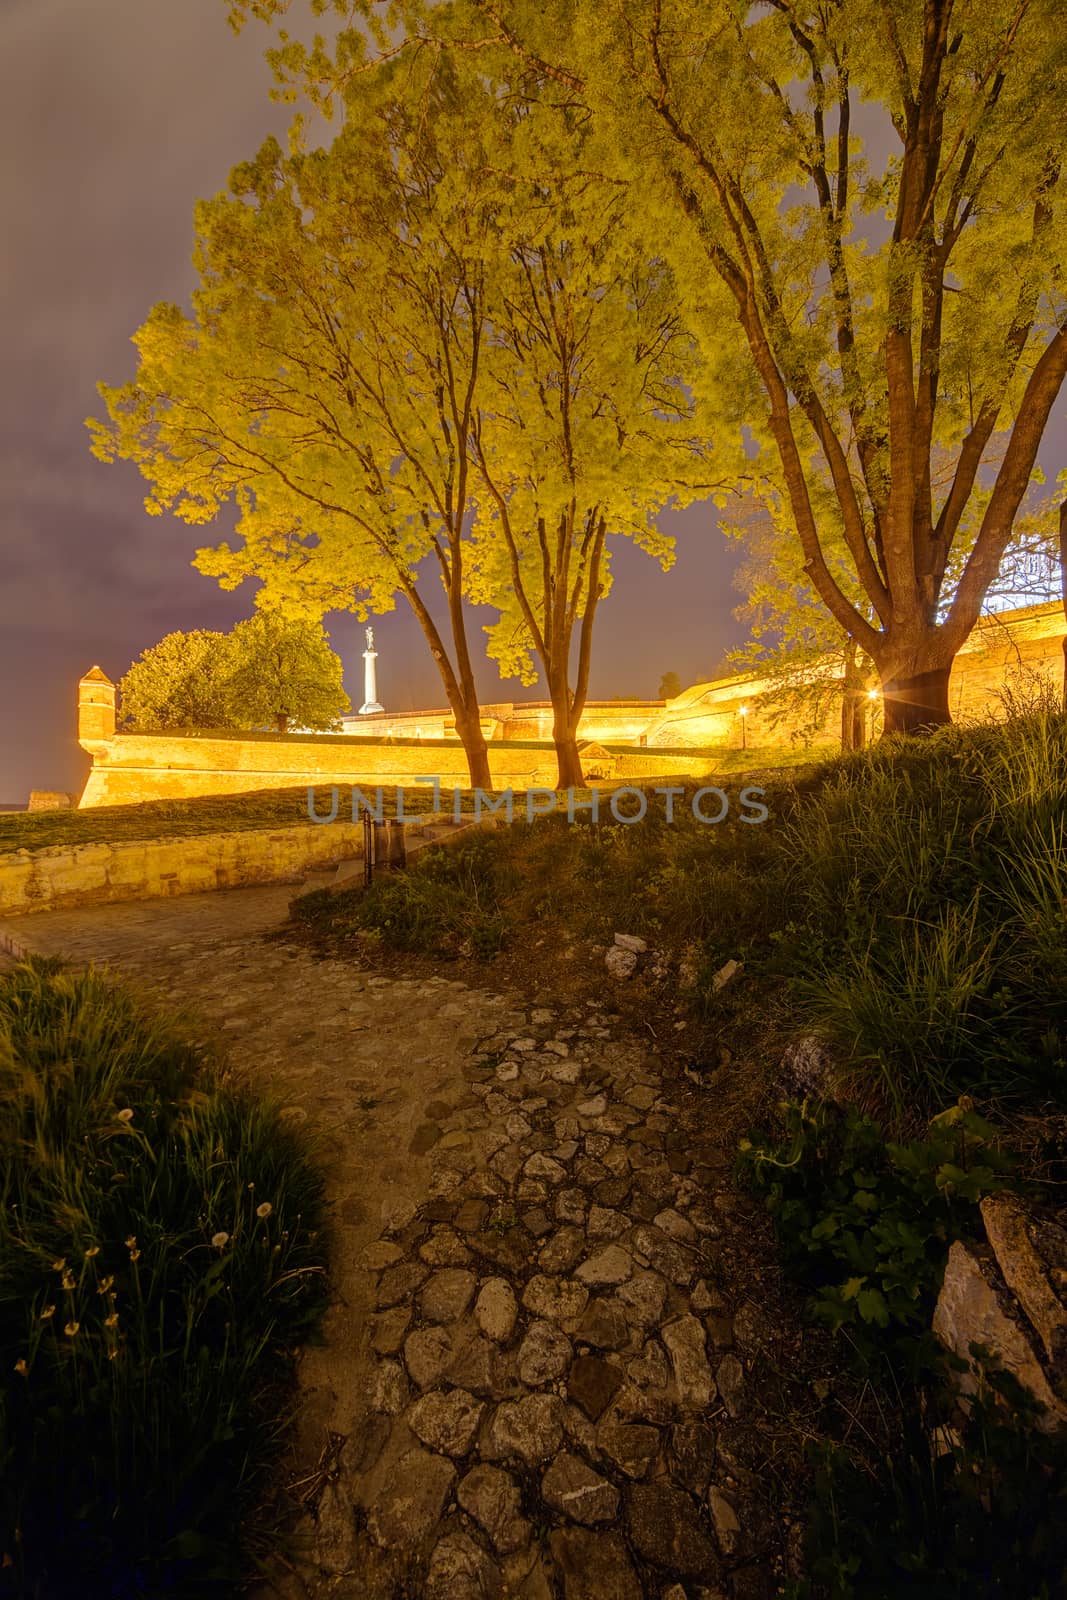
0 958 330 1597
293 779 784 966
0 785 464 854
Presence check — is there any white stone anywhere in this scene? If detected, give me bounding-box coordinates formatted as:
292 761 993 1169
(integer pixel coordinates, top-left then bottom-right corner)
605 946 638 979
711 958 743 991
614 933 648 954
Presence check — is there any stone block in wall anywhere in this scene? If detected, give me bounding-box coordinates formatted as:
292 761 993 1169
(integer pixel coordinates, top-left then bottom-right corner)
27 791 75 811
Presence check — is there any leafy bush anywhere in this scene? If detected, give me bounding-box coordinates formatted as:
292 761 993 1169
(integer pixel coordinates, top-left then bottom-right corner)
743 1093 1067 1597
294 829 514 956
738 1098 1013 1358
0 959 329 1597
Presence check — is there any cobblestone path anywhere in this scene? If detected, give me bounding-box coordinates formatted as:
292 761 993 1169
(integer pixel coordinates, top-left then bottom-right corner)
1 888 783 1600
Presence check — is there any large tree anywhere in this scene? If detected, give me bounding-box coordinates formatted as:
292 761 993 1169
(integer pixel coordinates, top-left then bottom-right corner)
92 52 721 787
465 102 722 785
231 0 1067 735
226 612 350 731
91 71 501 786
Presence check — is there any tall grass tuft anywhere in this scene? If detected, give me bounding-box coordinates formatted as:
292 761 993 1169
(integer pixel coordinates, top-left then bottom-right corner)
0 959 329 1597
783 710 1067 1113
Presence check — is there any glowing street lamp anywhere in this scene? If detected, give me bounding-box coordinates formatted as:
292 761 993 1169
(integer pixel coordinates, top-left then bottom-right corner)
738 705 748 751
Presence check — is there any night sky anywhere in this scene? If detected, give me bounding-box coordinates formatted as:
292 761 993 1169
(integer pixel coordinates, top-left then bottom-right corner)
1 2 1062 804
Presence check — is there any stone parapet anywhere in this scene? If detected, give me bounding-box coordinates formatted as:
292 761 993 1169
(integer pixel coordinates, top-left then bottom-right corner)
0 821 366 917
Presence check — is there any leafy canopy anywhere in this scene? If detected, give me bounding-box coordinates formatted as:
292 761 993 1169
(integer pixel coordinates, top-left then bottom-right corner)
119 616 349 732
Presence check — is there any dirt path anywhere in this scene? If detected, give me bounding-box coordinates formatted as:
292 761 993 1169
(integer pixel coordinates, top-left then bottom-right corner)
1 887 788 1600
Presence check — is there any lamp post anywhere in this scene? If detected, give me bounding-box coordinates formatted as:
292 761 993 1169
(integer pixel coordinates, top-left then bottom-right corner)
738 705 748 752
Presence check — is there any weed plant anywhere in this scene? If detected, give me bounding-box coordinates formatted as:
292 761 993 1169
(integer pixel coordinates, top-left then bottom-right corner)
0 958 329 1597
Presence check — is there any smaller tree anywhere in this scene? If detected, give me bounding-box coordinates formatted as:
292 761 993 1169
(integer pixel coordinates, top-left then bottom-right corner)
119 630 233 732
723 492 878 753
119 617 349 734
226 613 349 733
658 671 682 701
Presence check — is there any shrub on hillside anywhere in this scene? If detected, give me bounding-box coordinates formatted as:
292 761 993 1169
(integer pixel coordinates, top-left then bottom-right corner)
779 710 1067 1113
0 958 329 1597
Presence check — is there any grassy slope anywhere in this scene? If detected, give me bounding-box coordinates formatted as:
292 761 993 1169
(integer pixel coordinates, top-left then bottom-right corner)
0 786 445 853
0 751 815 855
295 710 1067 1123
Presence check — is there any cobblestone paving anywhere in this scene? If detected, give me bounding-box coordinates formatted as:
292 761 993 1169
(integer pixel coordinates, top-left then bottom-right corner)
1 888 782 1600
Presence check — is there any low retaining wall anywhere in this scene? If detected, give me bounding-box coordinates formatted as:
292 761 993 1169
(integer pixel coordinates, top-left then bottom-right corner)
0 821 366 918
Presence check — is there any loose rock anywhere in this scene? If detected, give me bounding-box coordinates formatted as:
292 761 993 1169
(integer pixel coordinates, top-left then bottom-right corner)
523 1275 589 1324
422 1268 478 1324
484 1393 565 1465
626 1481 721 1578
366 1445 456 1550
458 1464 530 1554
568 1354 625 1421
662 1315 715 1409
518 1319 573 1386
407 1388 484 1456
548 1528 642 1600
605 947 638 979
475 1278 519 1344
541 1451 620 1526
425 1529 503 1600
717 1353 746 1417
576 1245 633 1287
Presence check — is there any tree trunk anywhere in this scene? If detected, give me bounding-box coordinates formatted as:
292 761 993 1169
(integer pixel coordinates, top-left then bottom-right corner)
453 709 492 792
839 639 866 751
1059 500 1067 711
275 713 289 733
851 698 867 750
840 689 866 751
881 665 953 735
554 731 585 789
549 669 585 789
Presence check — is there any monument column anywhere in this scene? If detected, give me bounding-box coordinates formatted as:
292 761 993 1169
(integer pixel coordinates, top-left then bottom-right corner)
359 626 384 715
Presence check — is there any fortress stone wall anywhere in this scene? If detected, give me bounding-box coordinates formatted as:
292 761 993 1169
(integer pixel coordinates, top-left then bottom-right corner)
75 602 1065 808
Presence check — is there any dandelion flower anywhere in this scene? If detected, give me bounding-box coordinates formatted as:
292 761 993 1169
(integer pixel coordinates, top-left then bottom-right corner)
61 1271 76 1291
39 1304 55 1320
51 1258 66 1272
124 1236 137 1250
116 1108 134 1123
84 1245 100 1259
104 1312 119 1329
211 1232 229 1250
14 1359 28 1377
256 1202 273 1219
97 1276 115 1294
128 1248 140 1263
107 1347 119 1361
64 1322 80 1338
